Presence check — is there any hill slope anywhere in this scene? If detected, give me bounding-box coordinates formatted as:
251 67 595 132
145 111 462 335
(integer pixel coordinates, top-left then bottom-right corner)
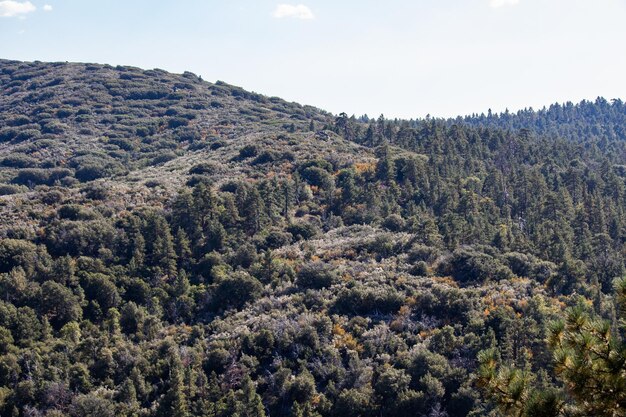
0 59 372 229
0 60 625 416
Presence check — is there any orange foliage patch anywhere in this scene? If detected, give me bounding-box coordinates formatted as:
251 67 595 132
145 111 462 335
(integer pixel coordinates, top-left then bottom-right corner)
398 305 411 316
419 330 432 339
333 324 362 352
433 276 459 287
354 162 376 174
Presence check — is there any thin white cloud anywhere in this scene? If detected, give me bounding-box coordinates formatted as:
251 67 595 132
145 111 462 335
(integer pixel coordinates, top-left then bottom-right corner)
0 0 36 17
43 4 52 11
490 0 520 8
272 4 315 20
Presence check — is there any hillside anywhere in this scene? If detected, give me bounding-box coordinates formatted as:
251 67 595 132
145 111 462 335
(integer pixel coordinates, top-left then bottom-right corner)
0 60 375 230
1 60 626 417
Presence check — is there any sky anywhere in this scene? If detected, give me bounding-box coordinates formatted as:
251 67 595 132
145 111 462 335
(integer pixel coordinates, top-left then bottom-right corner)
1 0 626 119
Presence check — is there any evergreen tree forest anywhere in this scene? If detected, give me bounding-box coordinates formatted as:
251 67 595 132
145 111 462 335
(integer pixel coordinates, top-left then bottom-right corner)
1 59 626 416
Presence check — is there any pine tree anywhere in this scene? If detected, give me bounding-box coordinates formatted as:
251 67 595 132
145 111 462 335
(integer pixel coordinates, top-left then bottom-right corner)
281 179 293 220
51 254 76 286
144 212 177 278
173 270 190 297
158 348 190 417
375 145 395 183
119 378 137 402
238 376 266 417
292 402 322 417
480 279 626 416
239 186 264 234
175 228 193 271
547 291 626 416
127 215 146 274
477 348 563 417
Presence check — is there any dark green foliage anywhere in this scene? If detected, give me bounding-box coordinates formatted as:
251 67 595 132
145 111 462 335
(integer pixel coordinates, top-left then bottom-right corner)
334 286 404 315
40 281 82 328
72 155 126 182
189 162 221 176
439 247 514 284
69 394 115 417
300 166 333 189
287 222 318 240
239 144 259 159
80 272 120 313
252 150 280 165
13 168 73 186
0 184 24 196
213 271 263 310
1 154 38 168
296 262 338 289
58 204 97 220
381 214 405 232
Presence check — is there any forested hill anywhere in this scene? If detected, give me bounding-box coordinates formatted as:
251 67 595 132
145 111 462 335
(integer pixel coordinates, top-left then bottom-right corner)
1 59 626 417
456 97 626 143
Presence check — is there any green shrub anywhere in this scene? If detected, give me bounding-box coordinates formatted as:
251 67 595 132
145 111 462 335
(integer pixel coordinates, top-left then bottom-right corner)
382 214 406 232
334 286 404 315
300 166 333 188
0 185 24 196
438 248 513 284
238 144 259 159
296 262 338 289
1 154 38 168
287 222 318 240
252 150 280 165
13 168 73 186
213 271 263 310
189 162 221 175
58 205 97 221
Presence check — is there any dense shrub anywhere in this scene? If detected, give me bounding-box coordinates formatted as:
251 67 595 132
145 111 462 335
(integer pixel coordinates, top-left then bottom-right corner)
382 214 406 232
263 229 292 249
13 168 73 186
0 185 24 196
296 262 338 289
40 281 82 328
72 157 125 182
438 248 513 284
189 162 221 176
238 144 259 159
334 286 404 315
287 222 318 240
0 127 18 142
300 166 333 188
80 273 121 312
252 150 280 165
58 205 97 221
167 117 189 128
0 239 48 275
1 154 38 168
213 271 263 310
151 151 177 165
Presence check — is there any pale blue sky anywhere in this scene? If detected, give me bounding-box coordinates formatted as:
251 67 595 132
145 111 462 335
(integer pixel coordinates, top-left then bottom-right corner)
1 0 626 118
